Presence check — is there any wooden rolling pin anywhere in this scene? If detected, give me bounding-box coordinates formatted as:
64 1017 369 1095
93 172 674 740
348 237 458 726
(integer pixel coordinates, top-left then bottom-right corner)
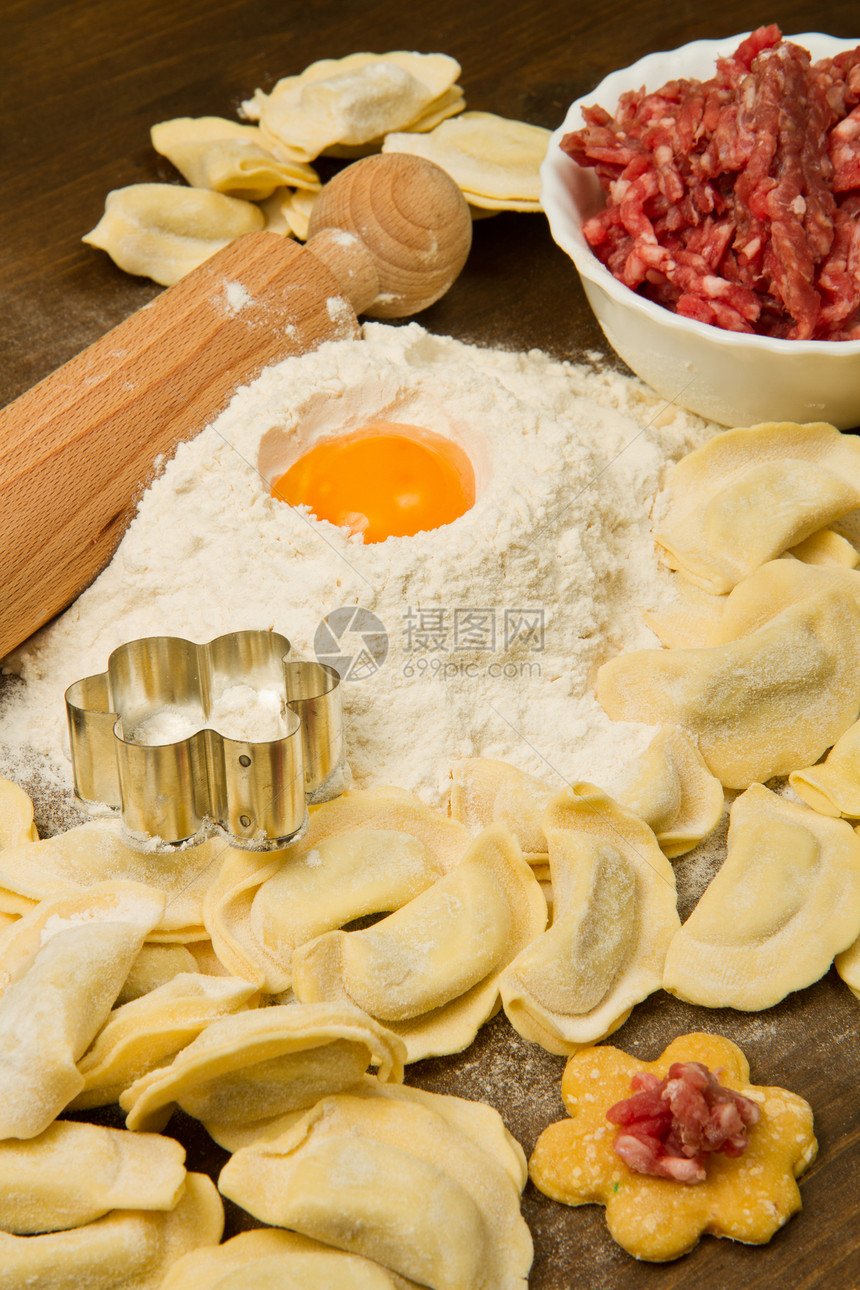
0 153 471 659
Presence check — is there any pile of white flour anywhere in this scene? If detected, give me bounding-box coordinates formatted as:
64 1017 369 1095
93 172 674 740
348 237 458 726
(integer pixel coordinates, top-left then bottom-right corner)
0 323 714 808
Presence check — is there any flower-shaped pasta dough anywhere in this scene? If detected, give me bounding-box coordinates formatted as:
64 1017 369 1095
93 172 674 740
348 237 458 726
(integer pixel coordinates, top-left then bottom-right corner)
529 1033 817 1262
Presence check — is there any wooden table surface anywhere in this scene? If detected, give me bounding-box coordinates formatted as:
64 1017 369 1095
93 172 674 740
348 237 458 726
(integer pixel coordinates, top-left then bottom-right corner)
2 2 859 1288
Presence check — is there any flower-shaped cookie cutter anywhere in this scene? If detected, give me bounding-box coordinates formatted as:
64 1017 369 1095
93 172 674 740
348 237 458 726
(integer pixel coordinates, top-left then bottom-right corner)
65 630 344 848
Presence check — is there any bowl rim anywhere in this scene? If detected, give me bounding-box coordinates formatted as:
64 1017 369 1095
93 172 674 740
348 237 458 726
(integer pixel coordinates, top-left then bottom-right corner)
540 30 860 356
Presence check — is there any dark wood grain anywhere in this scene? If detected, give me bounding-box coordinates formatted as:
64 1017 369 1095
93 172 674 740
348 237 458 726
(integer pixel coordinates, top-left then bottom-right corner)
2 2 859 1288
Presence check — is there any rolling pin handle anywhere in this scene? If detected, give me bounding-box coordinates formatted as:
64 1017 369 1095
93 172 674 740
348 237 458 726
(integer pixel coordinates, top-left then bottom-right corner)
305 227 380 317
306 152 472 319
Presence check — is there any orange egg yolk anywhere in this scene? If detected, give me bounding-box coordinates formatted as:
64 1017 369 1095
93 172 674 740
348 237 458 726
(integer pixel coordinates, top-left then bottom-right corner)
271 421 476 544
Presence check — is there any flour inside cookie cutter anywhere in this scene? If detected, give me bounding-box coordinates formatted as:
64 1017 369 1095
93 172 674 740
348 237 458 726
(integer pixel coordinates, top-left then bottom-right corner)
64 630 344 847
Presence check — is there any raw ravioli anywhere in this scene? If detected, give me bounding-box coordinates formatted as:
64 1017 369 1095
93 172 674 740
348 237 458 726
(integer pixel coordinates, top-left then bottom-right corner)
500 787 679 1054
654 422 860 593
203 787 467 992
0 1171 223 1289
0 1119 185 1233
291 824 546 1062
219 1082 532 1290
71 973 257 1110
598 562 860 787
790 718 860 818
243 53 462 162
383 111 549 208
0 882 165 1138
116 943 200 1004
121 1002 405 1133
0 778 38 849
0 818 220 940
615 727 723 858
151 117 320 201
662 784 860 1009
83 183 264 285
448 757 555 861
160 1227 422 1288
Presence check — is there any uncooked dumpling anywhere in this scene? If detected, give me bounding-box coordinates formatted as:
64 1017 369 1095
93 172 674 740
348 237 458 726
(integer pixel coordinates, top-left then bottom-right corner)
291 824 546 1062
0 1120 185 1233
788 527 860 568
121 1002 405 1133
500 787 679 1055
598 562 860 788
448 757 555 861
160 1228 422 1289
0 882 165 1138
0 818 219 940
218 1083 532 1290
654 421 860 592
615 727 724 858
835 933 860 1000
71 973 258 1110
0 778 38 849
151 117 320 200
662 784 860 1009
280 187 316 239
642 578 728 649
704 557 856 645
790 718 860 818
0 1171 223 1290
383 111 549 208
83 183 265 285
243 53 462 162
116 943 200 1005
203 788 467 992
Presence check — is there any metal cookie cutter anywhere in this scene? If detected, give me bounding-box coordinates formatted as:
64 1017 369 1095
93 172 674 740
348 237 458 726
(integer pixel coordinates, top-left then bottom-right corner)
64 630 344 848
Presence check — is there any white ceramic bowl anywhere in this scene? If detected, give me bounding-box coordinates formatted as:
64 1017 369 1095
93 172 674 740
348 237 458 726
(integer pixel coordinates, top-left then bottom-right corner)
541 32 860 429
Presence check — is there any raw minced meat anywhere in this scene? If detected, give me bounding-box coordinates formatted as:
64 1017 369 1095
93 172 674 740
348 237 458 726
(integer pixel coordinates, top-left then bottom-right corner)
606 1060 761 1183
563 26 860 340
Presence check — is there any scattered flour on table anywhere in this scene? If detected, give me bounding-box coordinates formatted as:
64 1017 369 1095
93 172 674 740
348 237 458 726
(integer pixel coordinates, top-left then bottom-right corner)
0 323 716 807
